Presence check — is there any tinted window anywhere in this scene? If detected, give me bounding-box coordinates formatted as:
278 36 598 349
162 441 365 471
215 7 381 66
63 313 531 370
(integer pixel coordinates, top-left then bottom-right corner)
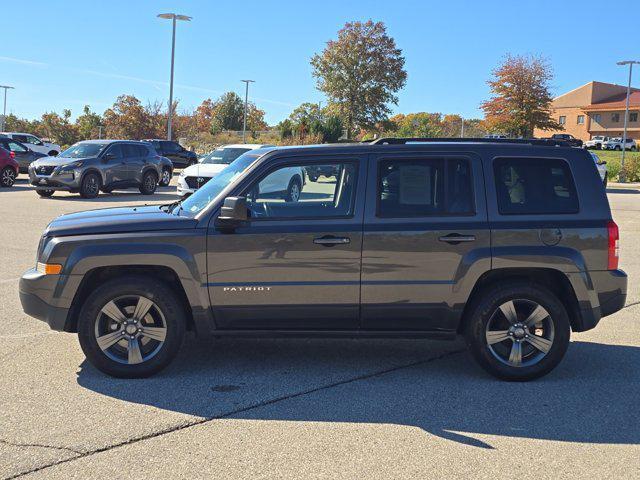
493 158 578 215
104 144 124 159
161 141 181 153
137 145 150 157
377 158 473 217
245 162 357 219
7 141 28 153
201 147 250 165
12 135 28 143
122 144 139 158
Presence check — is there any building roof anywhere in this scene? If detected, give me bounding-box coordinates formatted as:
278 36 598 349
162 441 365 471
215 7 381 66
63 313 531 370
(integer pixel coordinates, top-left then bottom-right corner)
583 90 640 111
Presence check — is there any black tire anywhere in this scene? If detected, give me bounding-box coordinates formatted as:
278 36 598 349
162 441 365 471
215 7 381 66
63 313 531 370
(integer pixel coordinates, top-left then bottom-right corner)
36 189 54 197
102 187 113 194
0 167 16 187
309 175 319 182
139 170 158 195
615 145 621 151
159 168 171 186
603 173 608 188
464 281 570 381
285 176 302 202
631 146 637 152
79 172 101 199
77 275 186 378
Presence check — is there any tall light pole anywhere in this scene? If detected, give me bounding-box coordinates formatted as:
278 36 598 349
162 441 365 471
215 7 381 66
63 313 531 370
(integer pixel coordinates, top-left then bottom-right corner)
241 80 255 143
157 13 192 141
0 85 15 132
617 60 639 182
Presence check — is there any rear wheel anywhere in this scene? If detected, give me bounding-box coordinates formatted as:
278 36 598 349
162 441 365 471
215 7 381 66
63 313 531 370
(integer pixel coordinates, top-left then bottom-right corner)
285 176 302 202
77 276 186 378
36 189 54 197
139 170 158 195
80 172 101 198
465 282 570 381
0 167 16 187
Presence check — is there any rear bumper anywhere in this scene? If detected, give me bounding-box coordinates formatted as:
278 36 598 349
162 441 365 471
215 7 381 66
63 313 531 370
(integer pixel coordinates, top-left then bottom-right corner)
575 269 627 332
19 268 70 331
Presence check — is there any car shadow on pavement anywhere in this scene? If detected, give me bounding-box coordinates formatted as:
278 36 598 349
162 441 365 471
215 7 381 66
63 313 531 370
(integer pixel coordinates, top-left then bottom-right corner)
606 188 640 194
76 338 640 448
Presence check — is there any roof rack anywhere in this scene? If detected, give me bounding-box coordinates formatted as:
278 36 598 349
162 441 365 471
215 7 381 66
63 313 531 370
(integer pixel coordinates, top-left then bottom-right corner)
369 137 571 147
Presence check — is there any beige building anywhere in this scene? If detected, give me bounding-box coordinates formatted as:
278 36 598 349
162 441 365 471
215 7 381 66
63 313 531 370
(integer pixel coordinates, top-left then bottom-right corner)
534 81 640 141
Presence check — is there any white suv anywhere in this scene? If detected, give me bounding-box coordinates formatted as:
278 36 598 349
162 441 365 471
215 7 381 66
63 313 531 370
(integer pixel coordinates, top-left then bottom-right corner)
585 136 610 150
603 137 637 151
0 132 61 156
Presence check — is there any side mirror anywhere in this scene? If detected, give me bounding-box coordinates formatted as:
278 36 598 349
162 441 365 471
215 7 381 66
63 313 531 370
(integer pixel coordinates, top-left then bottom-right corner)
102 153 116 162
215 196 248 232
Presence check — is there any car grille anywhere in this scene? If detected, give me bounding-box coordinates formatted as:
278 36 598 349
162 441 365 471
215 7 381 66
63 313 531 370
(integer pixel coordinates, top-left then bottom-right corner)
185 176 211 189
35 165 55 176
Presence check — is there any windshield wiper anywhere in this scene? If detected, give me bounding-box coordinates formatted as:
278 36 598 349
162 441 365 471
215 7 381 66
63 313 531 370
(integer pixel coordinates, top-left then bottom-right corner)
160 200 182 214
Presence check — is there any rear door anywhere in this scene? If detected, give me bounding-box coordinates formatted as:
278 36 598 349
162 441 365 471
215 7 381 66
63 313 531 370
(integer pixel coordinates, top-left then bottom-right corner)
123 144 145 184
361 151 490 331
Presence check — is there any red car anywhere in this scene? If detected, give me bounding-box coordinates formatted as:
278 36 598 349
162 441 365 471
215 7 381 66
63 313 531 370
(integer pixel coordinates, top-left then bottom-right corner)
0 146 18 187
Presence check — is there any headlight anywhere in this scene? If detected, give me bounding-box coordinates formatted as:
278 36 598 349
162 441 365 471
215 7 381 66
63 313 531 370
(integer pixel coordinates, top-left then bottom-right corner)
179 171 186 177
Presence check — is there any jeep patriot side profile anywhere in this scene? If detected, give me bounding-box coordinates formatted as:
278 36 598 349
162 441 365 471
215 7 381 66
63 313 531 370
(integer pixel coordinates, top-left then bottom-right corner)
19 139 627 380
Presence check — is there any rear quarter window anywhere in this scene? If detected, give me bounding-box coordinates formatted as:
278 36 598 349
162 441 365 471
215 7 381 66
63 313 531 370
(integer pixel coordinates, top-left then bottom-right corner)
493 157 579 215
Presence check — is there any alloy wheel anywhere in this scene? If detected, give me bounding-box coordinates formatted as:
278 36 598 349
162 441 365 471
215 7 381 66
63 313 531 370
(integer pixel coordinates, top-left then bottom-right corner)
485 299 555 368
289 183 300 202
85 176 99 196
1 168 15 187
94 295 167 365
161 169 171 185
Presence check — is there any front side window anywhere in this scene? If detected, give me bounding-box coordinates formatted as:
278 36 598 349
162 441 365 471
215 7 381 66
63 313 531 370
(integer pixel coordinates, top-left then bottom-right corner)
161 141 181 153
494 158 578 215
244 162 357 219
377 158 473 217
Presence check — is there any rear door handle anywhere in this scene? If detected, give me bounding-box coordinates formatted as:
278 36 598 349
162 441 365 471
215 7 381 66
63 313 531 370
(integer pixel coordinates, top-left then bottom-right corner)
438 233 476 244
313 235 350 246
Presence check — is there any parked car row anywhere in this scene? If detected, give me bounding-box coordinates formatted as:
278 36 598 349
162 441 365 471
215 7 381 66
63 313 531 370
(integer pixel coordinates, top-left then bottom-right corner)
0 132 61 156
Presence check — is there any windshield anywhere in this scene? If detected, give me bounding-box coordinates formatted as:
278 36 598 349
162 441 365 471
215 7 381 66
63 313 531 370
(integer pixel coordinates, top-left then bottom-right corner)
200 147 250 165
59 142 108 158
177 152 260 215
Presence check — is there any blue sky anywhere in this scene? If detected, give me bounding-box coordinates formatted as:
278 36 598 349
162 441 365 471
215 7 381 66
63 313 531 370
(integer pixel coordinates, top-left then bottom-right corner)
2 0 638 125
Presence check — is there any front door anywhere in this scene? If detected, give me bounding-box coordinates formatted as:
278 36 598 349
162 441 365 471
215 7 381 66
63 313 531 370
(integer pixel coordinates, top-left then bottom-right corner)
361 152 490 332
101 144 129 186
207 155 366 330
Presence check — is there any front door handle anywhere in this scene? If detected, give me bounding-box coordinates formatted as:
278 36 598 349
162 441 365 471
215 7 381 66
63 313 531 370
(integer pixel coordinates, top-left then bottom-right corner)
313 235 350 247
438 233 476 244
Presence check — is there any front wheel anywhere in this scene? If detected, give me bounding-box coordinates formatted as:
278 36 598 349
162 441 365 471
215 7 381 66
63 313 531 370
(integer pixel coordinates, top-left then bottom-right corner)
615 145 621 151
36 189 54 197
0 167 16 187
80 172 101 198
464 282 570 381
159 168 171 186
77 276 186 378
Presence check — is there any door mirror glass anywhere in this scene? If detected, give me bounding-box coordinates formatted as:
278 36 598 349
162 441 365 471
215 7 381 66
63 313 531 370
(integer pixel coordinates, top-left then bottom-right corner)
215 196 248 231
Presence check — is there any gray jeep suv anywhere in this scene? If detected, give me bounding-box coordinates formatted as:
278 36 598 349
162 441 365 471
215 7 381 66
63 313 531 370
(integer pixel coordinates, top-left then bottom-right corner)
29 140 173 198
19 138 627 380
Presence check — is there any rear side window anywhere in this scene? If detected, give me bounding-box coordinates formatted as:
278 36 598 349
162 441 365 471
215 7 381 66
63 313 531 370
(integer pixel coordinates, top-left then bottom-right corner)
377 158 474 217
493 158 578 215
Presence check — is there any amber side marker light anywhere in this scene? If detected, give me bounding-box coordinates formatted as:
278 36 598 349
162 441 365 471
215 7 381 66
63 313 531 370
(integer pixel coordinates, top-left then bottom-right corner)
36 262 63 275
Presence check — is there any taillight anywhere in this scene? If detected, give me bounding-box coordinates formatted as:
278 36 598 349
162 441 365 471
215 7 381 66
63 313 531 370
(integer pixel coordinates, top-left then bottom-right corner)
10 151 15 159
607 220 619 270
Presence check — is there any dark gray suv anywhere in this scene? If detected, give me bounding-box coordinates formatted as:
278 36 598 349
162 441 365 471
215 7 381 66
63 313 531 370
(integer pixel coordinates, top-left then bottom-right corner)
19 138 627 380
28 140 173 198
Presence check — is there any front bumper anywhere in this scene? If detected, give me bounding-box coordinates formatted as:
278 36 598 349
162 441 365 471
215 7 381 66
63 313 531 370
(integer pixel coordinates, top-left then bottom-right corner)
19 268 70 331
28 170 81 190
177 177 196 197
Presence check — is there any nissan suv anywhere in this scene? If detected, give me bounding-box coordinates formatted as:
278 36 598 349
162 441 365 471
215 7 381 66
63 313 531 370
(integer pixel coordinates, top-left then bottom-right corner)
28 140 173 198
19 138 627 381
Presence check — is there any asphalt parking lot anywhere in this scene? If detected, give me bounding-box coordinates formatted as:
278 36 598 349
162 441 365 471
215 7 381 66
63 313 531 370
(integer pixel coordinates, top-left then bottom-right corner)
1 177 639 479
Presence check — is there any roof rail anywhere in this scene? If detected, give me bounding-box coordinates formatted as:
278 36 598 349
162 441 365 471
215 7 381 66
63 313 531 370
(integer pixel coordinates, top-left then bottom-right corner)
369 137 571 147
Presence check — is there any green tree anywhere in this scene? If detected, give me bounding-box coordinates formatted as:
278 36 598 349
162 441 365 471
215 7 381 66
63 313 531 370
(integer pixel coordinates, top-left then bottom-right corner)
40 109 79 146
211 92 245 133
103 95 156 139
481 54 561 137
388 113 443 138
311 20 407 138
75 105 103 140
